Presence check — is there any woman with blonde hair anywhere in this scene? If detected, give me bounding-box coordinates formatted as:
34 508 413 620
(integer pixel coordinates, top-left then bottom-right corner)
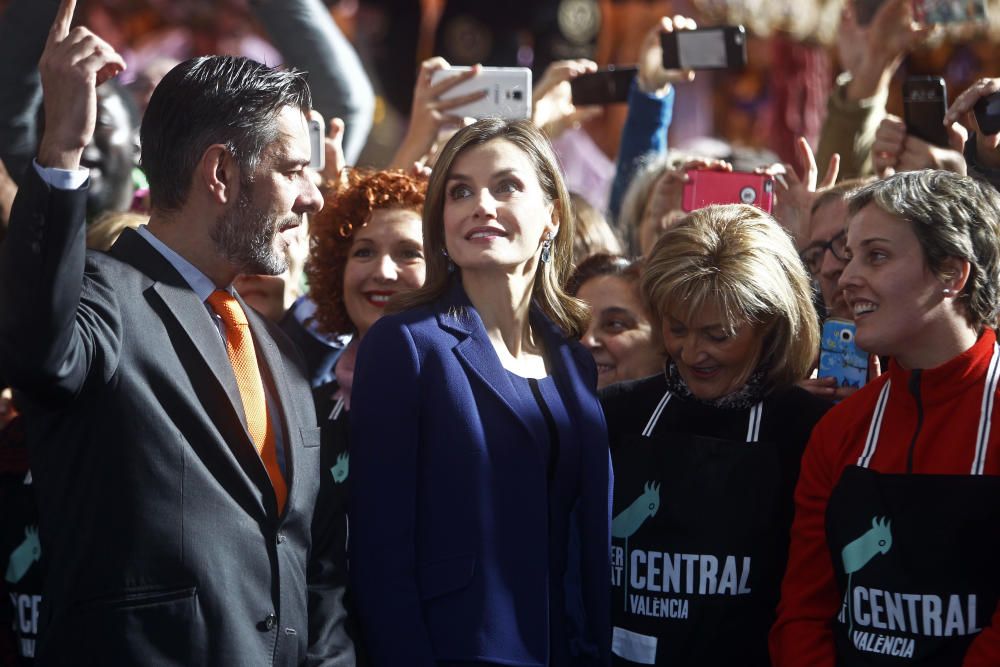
601 203 830 665
349 118 611 665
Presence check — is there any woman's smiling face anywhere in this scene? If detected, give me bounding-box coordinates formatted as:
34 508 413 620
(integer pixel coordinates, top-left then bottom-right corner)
342 207 425 338
661 299 765 400
441 138 556 276
839 204 952 367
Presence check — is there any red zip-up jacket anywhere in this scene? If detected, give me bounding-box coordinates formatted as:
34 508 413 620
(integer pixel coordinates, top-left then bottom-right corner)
770 328 1000 666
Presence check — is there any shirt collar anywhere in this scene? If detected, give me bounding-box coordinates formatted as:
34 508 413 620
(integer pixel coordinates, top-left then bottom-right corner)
136 225 227 302
887 327 997 398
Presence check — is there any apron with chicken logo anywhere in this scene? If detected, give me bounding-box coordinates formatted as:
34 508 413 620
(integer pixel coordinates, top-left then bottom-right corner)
826 343 1000 664
610 391 784 666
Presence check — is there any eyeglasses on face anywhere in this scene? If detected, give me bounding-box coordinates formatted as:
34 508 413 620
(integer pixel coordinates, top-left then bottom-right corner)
800 230 847 276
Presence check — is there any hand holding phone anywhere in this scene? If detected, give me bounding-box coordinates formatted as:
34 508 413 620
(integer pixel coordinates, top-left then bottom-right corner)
570 66 637 105
389 57 487 170
682 169 773 213
531 58 601 139
974 91 1000 136
429 66 532 121
635 15 698 94
945 77 1000 171
903 76 949 148
660 25 747 71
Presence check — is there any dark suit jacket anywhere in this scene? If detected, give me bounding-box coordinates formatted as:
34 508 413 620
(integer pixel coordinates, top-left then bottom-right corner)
0 167 353 666
349 279 612 666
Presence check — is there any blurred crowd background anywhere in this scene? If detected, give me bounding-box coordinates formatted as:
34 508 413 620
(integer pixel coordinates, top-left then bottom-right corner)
2 0 995 168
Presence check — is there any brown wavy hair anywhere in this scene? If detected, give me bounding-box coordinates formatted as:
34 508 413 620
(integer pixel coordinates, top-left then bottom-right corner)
306 168 427 335
389 118 589 339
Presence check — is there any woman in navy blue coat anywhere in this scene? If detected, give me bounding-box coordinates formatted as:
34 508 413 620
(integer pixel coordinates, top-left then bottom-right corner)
349 118 612 666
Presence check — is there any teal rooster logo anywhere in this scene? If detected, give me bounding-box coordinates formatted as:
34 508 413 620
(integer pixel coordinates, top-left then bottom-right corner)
612 482 661 610
841 516 892 634
330 452 349 484
612 481 660 539
5 526 40 584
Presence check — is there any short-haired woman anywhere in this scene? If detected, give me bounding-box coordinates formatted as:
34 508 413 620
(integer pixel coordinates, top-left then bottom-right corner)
348 119 612 665
771 170 1000 666
601 204 830 665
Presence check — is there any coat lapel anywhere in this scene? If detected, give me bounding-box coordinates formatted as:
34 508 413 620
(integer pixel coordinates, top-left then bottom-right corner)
437 282 533 440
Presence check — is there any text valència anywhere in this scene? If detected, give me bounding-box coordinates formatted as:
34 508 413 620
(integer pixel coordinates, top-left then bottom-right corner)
838 586 981 657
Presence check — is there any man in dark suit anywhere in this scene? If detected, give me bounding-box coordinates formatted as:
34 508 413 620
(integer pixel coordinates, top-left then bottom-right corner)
0 1 354 664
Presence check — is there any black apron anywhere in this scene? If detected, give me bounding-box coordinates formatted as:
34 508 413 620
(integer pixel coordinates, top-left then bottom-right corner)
610 391 784 666
2 465 43 665
826 344 1000 665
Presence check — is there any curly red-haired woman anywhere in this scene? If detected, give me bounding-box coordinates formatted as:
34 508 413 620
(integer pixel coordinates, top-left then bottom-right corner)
305 168 427 661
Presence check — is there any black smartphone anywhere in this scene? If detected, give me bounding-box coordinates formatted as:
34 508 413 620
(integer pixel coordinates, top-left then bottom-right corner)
570 66 638 105
660 25 747 71
974 91 1000 135
903 76 949 148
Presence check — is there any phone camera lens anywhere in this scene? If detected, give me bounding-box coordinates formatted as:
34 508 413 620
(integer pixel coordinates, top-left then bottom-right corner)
840 330 853 342
511 90 523 100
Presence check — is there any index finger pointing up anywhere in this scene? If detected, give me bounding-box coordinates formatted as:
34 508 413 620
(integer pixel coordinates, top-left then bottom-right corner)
48 0 77 44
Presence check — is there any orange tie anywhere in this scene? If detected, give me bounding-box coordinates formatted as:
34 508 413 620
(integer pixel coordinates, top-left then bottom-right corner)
207 290 287 512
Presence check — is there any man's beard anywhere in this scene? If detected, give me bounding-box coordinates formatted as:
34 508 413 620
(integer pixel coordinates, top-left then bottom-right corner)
210 184 297 276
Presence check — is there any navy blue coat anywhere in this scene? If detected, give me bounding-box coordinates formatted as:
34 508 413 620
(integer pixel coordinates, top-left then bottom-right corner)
349 280 612 666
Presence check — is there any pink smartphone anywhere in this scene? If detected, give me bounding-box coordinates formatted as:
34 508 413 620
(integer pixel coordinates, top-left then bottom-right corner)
681 170 774 213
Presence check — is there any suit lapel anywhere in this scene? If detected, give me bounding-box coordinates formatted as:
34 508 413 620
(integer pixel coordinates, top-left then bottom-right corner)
152 280 246 424
110 229 269 516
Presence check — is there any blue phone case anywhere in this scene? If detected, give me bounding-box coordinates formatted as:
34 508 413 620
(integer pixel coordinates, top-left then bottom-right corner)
819 319 867 388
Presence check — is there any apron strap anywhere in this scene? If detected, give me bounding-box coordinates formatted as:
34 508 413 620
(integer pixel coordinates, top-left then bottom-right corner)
746 402 763 443
328 395 346 422
641 391 763 443
857 381 891 468
972 341 1000 475
642 391 672 437
858 342 1000 473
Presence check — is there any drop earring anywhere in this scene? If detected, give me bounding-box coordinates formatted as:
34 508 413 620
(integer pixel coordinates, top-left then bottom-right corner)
442 247 455 273
539 232 553 264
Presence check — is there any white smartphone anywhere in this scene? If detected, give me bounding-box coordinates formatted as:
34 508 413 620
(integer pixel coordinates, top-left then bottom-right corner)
308 116 325 171
429 66 532 121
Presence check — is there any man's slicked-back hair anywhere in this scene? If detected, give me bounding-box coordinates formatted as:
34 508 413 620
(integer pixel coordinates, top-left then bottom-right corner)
140 56 312 212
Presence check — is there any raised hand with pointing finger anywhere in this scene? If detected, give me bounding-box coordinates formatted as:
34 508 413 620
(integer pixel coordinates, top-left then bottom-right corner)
36 0 125 171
